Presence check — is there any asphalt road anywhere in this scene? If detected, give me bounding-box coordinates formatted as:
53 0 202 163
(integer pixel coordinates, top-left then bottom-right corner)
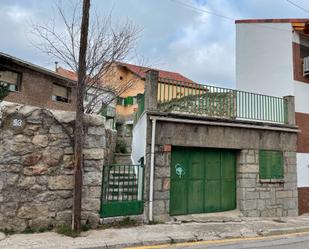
163 233 309 249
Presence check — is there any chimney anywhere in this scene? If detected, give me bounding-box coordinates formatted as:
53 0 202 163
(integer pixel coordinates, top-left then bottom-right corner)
55 61 59 72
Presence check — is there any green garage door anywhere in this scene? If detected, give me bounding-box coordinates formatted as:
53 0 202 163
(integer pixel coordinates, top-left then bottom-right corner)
170 147 236 215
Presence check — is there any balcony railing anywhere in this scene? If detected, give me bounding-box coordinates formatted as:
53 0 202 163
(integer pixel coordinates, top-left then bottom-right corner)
157 77 287 124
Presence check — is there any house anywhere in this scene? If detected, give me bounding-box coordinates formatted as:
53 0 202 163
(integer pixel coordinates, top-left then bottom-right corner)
57 62 196 152
235 18 309 215
103 62 196 120
100 68 299 220
0 52 76 111
54 67 117 129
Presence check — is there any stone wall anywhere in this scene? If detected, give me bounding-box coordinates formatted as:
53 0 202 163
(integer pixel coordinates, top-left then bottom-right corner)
144 112 298 222
238 150 298 217
105 129 117 165
0 104 109 232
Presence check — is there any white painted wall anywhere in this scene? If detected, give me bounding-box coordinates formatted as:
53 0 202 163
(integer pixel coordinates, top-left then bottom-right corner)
131 113 147 164
297 153 309 187
236 23 294 97
294 81 309 114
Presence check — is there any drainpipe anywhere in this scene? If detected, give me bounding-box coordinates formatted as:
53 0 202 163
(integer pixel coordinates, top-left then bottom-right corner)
149 117 156 222
144 69 159 222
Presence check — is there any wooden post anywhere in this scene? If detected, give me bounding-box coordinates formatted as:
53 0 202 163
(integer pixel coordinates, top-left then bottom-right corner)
72 0 90 232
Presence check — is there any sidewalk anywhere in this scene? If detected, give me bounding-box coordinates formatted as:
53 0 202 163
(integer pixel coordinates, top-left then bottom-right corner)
2 215 309 249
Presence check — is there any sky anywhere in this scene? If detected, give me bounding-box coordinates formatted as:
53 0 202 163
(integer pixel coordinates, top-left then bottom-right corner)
1 0 309 88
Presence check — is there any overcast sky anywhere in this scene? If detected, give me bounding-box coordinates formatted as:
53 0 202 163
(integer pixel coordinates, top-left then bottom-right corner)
1 0 309 88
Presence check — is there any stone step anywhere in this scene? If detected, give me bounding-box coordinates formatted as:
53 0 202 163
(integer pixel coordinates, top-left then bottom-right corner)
108 183 138 189
105 196 137 201
109 190 138 195
114 153 132 164
109 176 137 181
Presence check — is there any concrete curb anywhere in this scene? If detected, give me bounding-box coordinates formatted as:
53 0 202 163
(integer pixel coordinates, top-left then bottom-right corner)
76 226 309 249
85 226 309 249
262 226 309 236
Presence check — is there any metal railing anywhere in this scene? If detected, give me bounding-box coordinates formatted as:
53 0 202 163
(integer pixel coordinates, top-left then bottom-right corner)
157 77 287 124
101 164 144 202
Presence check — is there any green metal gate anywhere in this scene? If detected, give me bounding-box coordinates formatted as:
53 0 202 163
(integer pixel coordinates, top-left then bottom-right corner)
100 163 144 218
170 147 236 215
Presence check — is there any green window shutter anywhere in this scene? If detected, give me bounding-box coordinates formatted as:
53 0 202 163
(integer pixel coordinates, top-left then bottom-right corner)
100 107 107 117
259 150 283 179
126 96 134 105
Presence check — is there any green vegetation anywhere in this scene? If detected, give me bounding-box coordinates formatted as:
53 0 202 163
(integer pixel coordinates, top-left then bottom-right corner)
22 226 52 234
81 223 92 232
55 223 92 237
56 224 80 238
116 138 127 153
0 228 14 235
0 85 9 103
98 217 140 229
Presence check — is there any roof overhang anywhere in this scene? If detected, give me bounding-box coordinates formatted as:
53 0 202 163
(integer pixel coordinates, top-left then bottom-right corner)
0 52 76 85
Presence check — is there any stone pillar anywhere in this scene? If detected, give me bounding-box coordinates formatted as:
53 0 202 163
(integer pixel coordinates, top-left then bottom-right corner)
283 95 295 125
145 70 159 111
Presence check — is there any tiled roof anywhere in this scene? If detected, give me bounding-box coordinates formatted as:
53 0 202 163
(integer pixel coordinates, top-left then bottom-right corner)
56 67 78 81
56 63 196 84
0 52 75 84
117 62 195 83
235 18 309 24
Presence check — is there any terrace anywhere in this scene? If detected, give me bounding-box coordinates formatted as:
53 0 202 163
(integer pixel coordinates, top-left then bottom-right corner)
134 70 295 127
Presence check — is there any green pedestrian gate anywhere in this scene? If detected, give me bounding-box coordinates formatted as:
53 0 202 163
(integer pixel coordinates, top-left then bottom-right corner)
170 147 236 215
100 163 144 218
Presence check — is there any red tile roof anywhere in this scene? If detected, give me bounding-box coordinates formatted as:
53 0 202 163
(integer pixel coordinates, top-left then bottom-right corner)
235 18 309 24
56 67 78 81
117 62 195 83
56 62 195 84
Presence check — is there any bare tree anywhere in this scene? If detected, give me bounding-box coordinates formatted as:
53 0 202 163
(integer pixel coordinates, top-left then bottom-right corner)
30 0 141 232
30 0 141 114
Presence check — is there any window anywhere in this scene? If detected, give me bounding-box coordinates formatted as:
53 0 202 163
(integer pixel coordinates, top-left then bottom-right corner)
52 83 70 103
133 96 137 105
117 97 124 105
117 96 138 106
125 96 134 106
0 70 21 92
259 150 283 179
84 93 94 102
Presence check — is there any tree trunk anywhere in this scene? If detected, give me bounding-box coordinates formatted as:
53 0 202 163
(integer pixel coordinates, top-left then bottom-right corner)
72 0 90 232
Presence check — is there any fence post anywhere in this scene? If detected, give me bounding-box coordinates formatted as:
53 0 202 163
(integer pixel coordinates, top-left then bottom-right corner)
145 70 159 111
283 95 295 125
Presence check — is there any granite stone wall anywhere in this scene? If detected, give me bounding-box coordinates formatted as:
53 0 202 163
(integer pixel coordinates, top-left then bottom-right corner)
144 113 298 222
238 150 298 217
0 104 115 232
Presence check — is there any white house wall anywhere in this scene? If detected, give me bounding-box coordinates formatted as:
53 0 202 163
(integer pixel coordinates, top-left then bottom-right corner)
131 113 147 164
294 81 309 114
297 153 309 187
236 23 294 97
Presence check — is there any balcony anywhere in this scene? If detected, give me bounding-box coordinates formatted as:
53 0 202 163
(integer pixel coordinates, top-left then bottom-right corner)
134 71 295 126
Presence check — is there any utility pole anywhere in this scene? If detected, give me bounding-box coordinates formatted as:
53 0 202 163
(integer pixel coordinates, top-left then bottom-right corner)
72 0 90 232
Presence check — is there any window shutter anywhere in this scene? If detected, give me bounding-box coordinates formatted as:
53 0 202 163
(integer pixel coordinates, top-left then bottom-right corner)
53 84 67 98
0 70 18 85
259 150 283 179
126 96 134 105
